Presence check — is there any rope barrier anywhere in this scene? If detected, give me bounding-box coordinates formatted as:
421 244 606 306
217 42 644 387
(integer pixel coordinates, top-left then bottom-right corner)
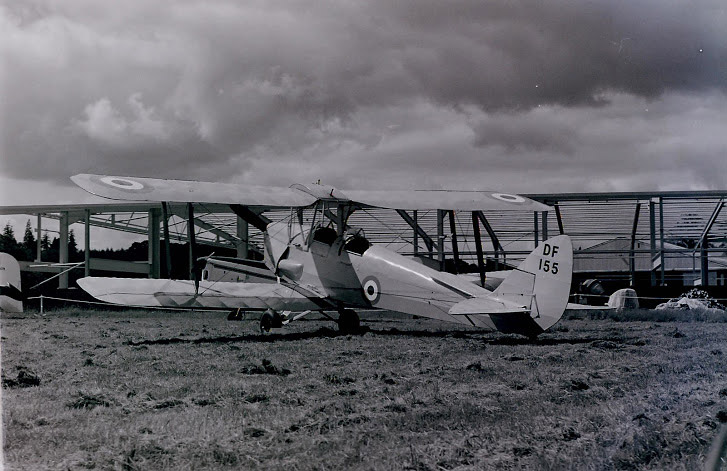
572 292 727 302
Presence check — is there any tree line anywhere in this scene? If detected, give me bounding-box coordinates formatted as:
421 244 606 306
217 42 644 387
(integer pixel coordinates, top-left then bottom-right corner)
0 219 155 264
0 219 240 278
0 220 82 262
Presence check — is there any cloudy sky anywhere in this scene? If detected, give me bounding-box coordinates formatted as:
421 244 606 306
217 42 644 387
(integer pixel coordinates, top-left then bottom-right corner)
1 0 726 206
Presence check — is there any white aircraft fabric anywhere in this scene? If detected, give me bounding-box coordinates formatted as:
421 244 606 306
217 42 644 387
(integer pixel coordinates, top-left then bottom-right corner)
343 189 551 212
71 174 550 212
77 277 321 311
71 174 317 208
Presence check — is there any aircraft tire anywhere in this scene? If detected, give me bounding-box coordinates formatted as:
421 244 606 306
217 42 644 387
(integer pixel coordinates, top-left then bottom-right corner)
260 312 274 333
337 309 360 334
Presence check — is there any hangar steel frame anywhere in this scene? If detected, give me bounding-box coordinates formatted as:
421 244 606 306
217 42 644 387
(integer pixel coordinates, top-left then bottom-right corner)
3 190 727 290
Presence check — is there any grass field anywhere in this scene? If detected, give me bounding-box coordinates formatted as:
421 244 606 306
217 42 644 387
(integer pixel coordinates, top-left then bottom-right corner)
2 308 727 470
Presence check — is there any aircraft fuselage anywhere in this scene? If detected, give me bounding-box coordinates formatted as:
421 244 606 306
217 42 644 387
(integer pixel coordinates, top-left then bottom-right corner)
266 220 498 329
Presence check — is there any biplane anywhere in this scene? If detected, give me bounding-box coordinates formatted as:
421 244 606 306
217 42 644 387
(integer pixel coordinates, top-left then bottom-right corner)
71 174 573 338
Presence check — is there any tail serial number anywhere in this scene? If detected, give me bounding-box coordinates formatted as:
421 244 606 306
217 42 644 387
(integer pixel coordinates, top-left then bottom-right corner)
538 243 560 274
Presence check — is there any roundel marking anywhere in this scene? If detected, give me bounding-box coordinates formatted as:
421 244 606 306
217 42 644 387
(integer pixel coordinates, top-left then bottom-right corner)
491 193 526 203
100 176 145 190
362 276 381 305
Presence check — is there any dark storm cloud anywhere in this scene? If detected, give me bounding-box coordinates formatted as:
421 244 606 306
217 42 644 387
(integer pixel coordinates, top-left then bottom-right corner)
0 0 725 190
383 0 725 108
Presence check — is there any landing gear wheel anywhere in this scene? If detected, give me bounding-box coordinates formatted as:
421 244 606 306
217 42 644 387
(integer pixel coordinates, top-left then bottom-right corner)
337 309 360 334
260 312 273 333
260 309 283 333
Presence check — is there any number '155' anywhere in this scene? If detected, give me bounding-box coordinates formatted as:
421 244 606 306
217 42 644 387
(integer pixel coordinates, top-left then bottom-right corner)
539 259 559 274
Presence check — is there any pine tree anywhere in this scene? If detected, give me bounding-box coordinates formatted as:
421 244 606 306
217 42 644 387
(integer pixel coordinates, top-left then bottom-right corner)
68 229 80 261
0 222 24 260
2 222 15 241
41 232 50 251
45 236 59 263
23 220 36 259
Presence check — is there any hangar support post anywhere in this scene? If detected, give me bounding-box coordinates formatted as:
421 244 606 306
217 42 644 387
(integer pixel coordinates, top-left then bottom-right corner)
659 197 665 286
59 211 69 289
697 199 724 286
148 208 161 279
85 209 91 277
237 217 249 259
649 198 658 287
36 213 42 262
437 210 445 271
161 202 172 278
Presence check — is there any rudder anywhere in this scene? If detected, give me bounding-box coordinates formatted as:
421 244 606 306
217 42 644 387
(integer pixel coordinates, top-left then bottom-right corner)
493 235 572 335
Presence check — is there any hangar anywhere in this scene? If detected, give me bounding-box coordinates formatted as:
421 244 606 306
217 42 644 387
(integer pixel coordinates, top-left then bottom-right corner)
2 187 726 303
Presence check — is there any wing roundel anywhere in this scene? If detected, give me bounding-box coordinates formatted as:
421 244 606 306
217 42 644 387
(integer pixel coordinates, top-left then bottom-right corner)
342 189 551 211
71 174 317 208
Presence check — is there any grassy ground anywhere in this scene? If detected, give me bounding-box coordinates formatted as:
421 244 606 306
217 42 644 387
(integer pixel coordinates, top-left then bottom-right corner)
2 308 727 470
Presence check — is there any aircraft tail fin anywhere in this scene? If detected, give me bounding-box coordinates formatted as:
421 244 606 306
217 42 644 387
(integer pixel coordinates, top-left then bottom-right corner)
491 235 572 336
0 253 23 313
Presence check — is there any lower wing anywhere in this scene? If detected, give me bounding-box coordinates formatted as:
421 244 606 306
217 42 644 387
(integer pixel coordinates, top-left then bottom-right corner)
77 277 325 311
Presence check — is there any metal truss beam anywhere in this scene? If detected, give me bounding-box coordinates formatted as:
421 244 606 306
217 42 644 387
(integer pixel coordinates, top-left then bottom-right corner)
629 203 641 286
696 199 724 248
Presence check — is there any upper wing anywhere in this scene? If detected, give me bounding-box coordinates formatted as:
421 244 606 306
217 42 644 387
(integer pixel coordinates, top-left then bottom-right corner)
343 189 551 211
71 174 317 208
71 174 549 211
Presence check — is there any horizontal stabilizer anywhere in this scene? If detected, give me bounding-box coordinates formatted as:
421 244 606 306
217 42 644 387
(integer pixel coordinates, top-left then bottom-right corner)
449 296 529 316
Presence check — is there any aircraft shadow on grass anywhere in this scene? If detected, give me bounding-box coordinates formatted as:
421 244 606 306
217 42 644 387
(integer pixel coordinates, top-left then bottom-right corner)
124 327 640 347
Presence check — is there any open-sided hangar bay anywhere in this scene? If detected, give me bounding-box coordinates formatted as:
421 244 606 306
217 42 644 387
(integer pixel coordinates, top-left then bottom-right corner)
3 190 727 298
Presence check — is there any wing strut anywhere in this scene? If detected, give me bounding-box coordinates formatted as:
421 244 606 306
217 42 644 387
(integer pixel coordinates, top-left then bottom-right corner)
475 211 504 270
